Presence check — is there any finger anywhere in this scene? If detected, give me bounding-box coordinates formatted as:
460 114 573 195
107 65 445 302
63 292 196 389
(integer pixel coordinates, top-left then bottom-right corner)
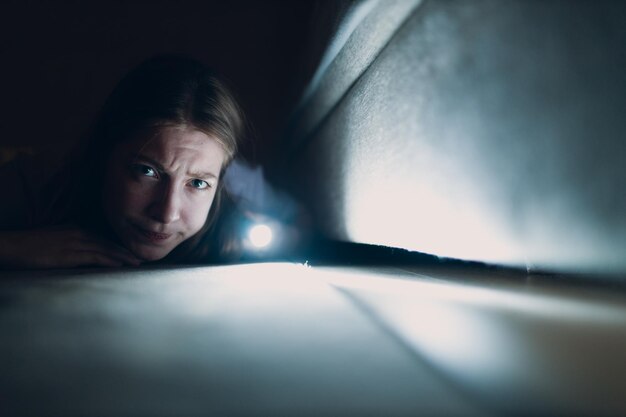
95 244 143 266
73 251 126 268
68 242 141 266
73 235 143 266
87 246 142 266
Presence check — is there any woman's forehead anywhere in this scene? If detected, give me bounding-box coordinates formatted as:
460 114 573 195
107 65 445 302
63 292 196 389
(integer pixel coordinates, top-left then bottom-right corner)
117 125 227 173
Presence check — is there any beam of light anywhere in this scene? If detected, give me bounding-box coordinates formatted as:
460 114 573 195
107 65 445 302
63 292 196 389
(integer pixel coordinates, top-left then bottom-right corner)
248 224 273 249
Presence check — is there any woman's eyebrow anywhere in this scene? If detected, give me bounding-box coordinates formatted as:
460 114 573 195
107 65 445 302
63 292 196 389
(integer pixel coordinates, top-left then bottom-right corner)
133 154 166 173
188 170 218 180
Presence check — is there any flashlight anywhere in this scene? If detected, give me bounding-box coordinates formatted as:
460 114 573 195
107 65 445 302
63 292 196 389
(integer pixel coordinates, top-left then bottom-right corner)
248 223 273 249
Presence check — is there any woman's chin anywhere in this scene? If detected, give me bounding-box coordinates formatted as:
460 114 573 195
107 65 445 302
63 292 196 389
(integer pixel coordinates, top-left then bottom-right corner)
112 225 183 262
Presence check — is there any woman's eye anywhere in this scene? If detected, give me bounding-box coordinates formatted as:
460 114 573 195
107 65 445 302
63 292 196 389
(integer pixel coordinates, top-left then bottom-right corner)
189 179 210 190
133 164 158 178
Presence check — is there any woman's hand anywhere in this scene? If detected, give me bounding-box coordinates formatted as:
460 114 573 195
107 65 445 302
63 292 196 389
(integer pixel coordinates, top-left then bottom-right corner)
0 226 143 269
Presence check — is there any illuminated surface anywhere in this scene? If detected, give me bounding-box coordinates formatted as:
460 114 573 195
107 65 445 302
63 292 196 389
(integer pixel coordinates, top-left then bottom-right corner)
0 264 479 416
320 267 626 415
283 1 626 273
1 263 625 416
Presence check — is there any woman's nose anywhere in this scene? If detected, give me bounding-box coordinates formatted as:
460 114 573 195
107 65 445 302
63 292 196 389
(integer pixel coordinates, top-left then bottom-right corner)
148 182 182 224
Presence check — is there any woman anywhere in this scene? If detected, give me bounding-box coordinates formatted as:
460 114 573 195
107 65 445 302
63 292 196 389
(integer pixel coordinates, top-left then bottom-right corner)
0 55 245 268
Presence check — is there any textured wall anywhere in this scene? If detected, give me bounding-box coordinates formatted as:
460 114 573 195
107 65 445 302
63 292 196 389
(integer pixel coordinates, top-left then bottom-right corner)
280 0 626 273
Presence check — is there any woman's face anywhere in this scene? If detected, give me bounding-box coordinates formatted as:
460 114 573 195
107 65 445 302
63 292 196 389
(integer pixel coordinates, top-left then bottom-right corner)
102 125 227 261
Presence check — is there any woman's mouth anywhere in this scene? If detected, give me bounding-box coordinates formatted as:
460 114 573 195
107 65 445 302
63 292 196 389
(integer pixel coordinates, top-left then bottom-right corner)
132 224 172 243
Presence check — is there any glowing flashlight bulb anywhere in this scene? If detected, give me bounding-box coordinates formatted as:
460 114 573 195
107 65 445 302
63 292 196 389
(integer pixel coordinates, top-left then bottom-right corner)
249 224 273 248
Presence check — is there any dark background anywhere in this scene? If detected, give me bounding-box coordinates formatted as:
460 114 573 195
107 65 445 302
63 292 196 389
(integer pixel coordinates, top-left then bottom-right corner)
0 0 338 167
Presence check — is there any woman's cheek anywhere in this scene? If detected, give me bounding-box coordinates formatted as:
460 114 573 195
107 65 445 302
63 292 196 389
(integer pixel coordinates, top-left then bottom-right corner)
188 193 215 230
118 179 154 213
